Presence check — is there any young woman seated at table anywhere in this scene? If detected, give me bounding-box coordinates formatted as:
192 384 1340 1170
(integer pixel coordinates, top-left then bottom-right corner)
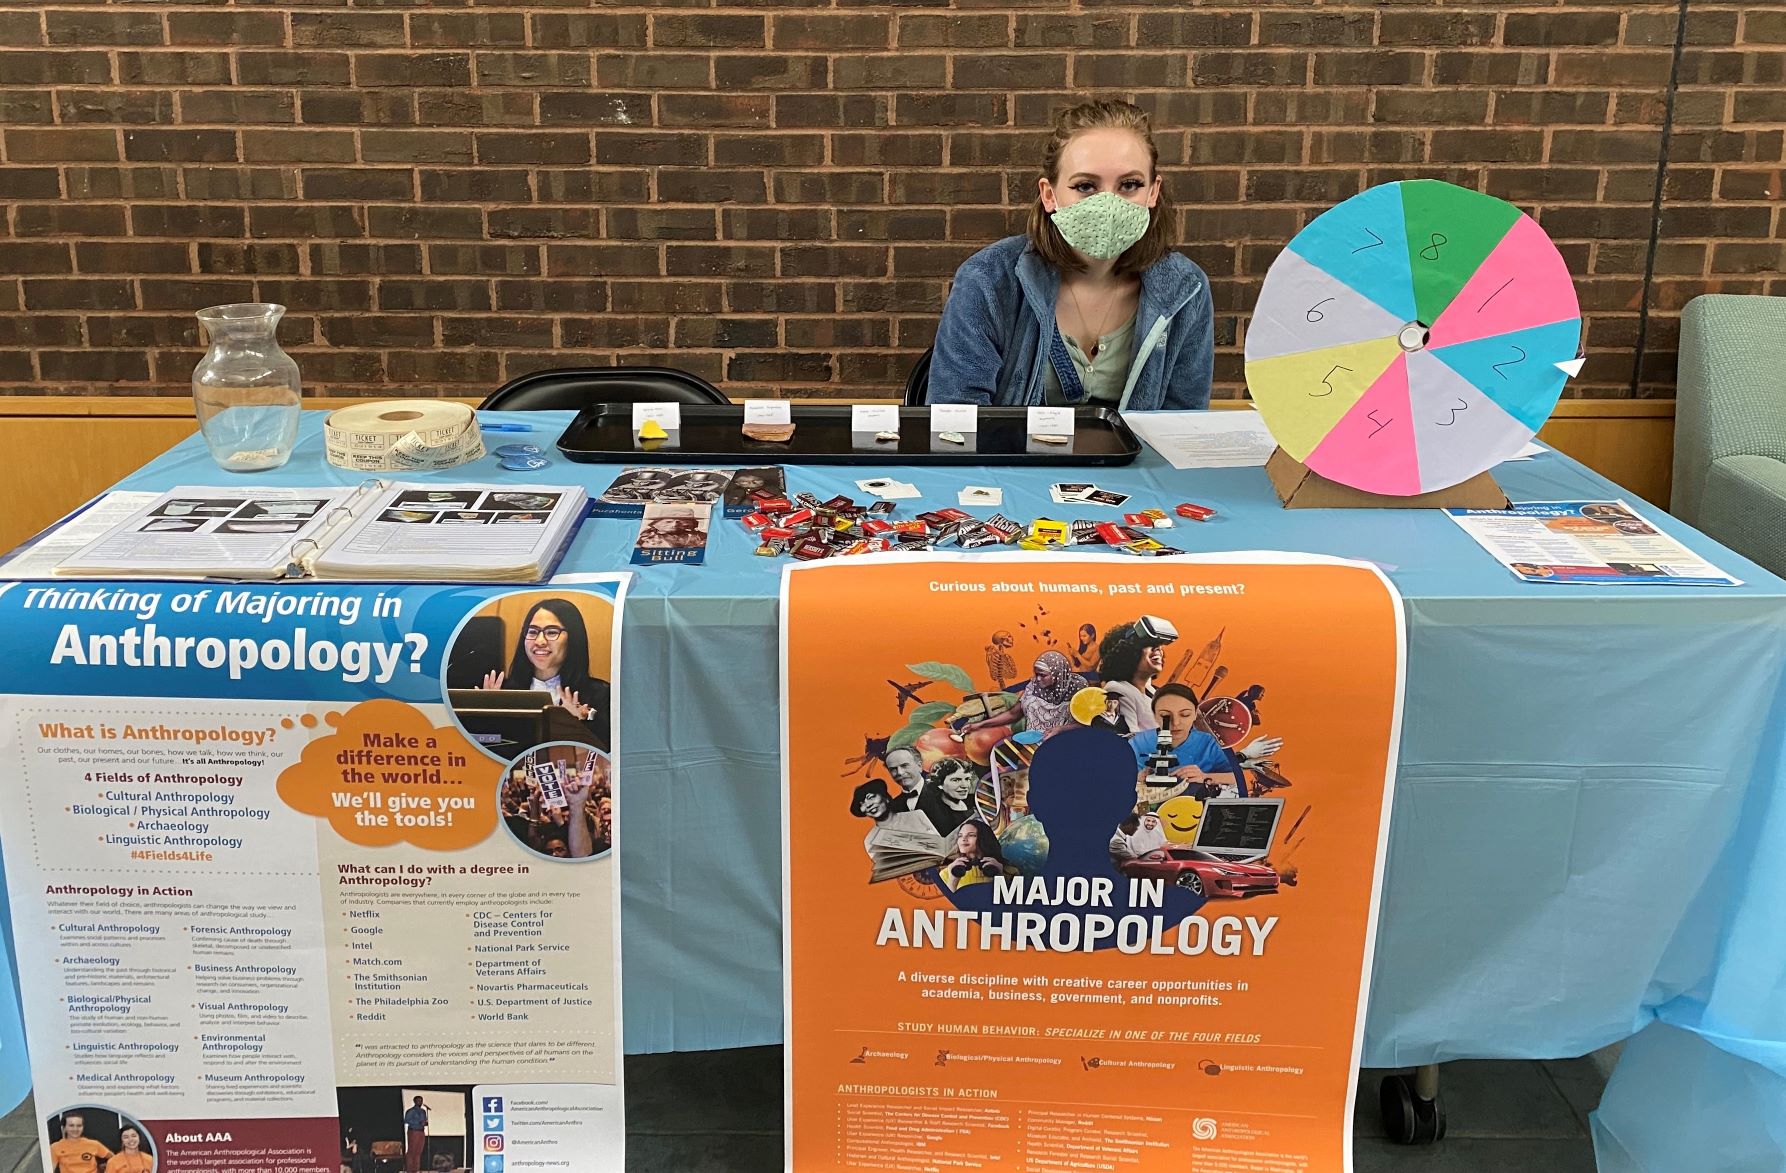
927 98 1214 411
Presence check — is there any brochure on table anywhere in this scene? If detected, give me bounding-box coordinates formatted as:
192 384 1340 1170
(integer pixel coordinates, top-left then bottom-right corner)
0 576 629 1171
1448 500 1741 586
53 483 589 583
781 552 1406 1172
1123 410 1280 469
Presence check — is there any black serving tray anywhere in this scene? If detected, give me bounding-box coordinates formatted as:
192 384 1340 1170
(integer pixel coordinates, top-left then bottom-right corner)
555 405 1142 466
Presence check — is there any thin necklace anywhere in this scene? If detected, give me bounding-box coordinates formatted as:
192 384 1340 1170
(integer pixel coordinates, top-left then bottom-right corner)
1066 281 1120 369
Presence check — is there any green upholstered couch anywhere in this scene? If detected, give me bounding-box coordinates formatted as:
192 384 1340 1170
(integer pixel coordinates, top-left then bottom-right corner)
1671 293 1786 576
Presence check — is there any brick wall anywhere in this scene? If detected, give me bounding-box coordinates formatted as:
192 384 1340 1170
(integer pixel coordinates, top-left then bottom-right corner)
0 2 1780 401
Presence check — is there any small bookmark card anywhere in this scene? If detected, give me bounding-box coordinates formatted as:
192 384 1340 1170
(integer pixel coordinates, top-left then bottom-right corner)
631 503 711 565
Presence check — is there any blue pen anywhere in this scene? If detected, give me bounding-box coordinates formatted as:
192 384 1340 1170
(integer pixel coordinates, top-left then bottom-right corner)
479 422 535 433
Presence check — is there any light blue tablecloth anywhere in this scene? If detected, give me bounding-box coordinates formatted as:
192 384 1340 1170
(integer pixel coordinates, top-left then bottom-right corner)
7 410 1786 1168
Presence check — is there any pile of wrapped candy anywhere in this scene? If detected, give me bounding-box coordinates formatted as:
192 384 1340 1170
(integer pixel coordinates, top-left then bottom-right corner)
737 490 1203 560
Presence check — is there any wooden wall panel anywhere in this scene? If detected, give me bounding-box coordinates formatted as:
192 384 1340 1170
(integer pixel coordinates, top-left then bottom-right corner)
2 417 201 552
1537 408 1675 507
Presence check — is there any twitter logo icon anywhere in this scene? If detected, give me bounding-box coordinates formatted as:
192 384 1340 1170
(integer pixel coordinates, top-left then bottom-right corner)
484 1114 504 1132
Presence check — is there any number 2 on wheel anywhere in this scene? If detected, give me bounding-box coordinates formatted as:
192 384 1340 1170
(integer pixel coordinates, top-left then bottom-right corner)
1490 345 1527 378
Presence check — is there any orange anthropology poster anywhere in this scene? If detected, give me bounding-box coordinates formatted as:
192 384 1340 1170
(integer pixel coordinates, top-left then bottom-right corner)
781 553 1405 1173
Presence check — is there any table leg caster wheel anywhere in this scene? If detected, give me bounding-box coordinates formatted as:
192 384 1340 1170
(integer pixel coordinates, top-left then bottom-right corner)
1380 1072 1446 1145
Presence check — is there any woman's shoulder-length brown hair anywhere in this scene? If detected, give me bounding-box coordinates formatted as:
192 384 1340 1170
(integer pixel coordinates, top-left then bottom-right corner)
1026 98 1177 279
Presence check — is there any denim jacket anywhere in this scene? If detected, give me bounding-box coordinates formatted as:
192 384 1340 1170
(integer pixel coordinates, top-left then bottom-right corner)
926 235 1214 411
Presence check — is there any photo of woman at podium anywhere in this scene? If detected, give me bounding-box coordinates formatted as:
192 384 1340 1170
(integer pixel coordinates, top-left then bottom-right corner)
446 592 616 757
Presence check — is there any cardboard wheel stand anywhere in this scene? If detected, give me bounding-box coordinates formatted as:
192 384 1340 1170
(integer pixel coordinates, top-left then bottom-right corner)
1265 447 1509 510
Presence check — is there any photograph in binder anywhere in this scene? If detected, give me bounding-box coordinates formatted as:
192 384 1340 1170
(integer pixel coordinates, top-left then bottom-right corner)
52 482 589 583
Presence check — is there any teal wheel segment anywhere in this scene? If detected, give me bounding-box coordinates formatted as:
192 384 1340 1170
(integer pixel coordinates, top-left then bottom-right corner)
1285 182 1419 325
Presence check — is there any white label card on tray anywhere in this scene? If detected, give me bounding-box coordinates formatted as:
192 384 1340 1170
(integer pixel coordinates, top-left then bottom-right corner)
1028 406 1075 437
930 403 978 433
631 402 681 433
852 404 901 433
744 399 792 426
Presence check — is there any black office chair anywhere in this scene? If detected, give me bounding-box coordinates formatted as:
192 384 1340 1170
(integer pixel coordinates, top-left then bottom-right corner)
901 346 934 406
479 366 730 411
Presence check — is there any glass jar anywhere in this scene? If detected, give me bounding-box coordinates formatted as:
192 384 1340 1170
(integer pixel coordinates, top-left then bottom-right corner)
191 302 302 471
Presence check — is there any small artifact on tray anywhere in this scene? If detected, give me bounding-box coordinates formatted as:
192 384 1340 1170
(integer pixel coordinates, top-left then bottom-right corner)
874 430 900 443
638 419 668 441
938 430 966 445
742 421 796 443
1032 434 1072 445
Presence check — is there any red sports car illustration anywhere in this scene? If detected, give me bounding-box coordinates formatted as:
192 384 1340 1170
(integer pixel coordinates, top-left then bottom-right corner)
1121 848 1280 898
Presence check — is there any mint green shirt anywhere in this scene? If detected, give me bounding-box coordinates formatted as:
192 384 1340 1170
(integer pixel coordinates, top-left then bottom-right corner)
1042 315 1137 406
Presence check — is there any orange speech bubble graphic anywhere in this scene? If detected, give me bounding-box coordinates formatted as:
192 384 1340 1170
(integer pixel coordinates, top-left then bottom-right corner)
276 699 497 850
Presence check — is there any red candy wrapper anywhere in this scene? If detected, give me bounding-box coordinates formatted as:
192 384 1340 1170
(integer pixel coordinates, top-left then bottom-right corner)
981 514 1023 542
741 512 771 531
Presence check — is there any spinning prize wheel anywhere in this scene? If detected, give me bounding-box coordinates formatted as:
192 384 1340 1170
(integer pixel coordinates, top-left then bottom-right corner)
1245 181 1582 496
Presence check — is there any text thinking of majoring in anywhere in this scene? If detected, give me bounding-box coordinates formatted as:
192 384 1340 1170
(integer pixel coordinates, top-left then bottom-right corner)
22 585 422 685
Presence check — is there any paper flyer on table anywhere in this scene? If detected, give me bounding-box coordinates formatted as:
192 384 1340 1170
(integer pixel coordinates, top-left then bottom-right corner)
0 577 629 1172
1122 410 1279 469
780 553 1406 1173
1447 500 1741 586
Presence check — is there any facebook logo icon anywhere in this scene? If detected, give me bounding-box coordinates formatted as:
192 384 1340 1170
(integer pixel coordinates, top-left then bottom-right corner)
483 1096 504 1114
484 1156 504 1173
484 1115 505 1132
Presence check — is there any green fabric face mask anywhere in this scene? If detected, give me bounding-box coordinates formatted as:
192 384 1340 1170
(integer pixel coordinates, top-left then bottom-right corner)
1050 191 1152 260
